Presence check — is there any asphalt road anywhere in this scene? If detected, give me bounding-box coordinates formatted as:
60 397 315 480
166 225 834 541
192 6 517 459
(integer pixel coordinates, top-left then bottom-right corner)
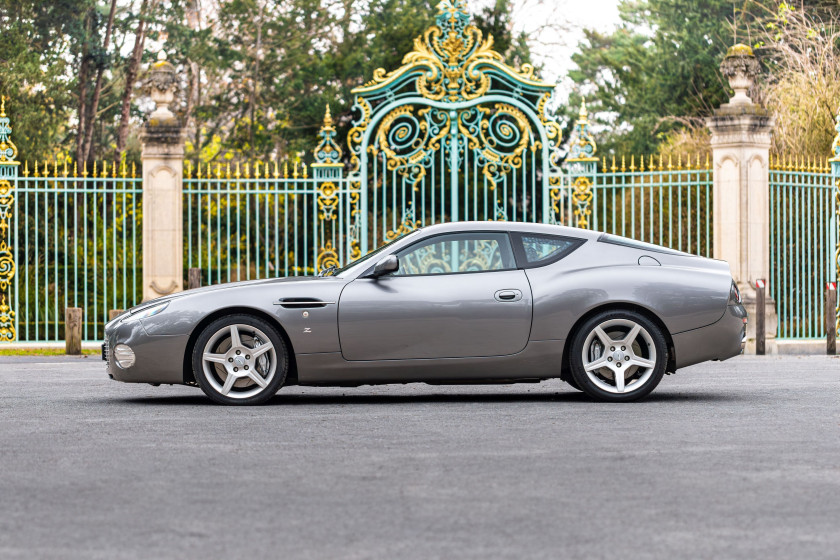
1 355 839 559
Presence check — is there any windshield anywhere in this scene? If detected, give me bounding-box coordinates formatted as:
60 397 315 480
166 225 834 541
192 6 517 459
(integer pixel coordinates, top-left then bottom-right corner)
322 229 423 276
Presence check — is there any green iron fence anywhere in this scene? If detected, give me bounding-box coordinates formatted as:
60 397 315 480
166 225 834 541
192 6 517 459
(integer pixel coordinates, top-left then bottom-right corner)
769 155 838 339
11 161 142 342
587 154 713 257
183 160 357 284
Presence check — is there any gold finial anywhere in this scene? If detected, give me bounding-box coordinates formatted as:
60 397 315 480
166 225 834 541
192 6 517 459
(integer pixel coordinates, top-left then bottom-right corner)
677 153 682 170
284 161 288 178
323 104 333 128
255 161 261 179
640 155 645 172
197 161 202 179
293 161 299 179
274 160 279 179
34 160 39 177
0 95 6 118
601 156 606 173
667 153 673 171
131 161 136 178
621 155 626 172
186 160 193 179
629 155 635 172
23 160 29 176
578 99 587 120
303 163 308 179
215 162 221 179
610 155 617 173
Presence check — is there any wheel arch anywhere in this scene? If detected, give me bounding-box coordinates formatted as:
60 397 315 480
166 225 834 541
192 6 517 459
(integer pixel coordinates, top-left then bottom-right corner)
182 306 298 385
560 302 676 382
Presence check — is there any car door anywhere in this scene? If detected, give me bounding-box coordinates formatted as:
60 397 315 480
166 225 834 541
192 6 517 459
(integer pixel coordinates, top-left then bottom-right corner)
337 231 532 361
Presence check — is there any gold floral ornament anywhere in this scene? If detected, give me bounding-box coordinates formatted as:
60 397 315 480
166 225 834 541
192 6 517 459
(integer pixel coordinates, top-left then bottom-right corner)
317 181 339 221
316 240 340 271
357 0 540 103
313 105 343 166
571 176 593 229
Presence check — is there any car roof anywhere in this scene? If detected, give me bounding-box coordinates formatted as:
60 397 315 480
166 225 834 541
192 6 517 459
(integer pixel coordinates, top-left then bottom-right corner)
416 221 600 240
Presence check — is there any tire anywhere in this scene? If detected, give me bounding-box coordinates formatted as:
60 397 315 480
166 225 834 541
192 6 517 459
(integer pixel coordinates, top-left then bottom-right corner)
569 310 667 402
192 314 289 405
563 375 582 391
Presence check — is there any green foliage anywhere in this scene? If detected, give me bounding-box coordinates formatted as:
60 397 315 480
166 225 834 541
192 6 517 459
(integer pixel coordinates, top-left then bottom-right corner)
1 0 531 165
569 0 760 155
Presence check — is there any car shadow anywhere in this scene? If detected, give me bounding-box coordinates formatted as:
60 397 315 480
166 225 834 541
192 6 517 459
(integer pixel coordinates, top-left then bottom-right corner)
119 390 743 406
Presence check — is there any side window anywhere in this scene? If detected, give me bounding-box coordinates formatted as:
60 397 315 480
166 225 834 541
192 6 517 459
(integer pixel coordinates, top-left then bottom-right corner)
517 234 581 266
393 233 516 276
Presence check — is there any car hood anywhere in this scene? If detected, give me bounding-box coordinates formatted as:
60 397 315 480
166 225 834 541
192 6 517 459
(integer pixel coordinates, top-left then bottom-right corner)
129 276 340 313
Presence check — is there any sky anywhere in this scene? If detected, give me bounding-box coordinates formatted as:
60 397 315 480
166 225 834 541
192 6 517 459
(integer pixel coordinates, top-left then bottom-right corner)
474 0 623 101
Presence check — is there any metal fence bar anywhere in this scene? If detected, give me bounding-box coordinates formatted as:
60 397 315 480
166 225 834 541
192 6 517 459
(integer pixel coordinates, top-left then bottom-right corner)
768 156 836 339
12 162 143 342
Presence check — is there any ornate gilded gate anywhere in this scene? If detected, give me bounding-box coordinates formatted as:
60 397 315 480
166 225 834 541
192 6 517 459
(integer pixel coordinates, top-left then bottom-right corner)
344 0 567 255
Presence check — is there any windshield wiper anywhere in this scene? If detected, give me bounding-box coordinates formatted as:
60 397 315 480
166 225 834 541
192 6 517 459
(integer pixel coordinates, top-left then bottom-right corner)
318 265 338 277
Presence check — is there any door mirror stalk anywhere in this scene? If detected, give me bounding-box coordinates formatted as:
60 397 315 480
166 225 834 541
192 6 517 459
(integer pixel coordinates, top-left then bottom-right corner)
370 255 399 278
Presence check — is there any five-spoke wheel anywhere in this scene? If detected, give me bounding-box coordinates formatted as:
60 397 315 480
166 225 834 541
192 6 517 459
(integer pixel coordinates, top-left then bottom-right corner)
570 310 667 402
192 314 288 405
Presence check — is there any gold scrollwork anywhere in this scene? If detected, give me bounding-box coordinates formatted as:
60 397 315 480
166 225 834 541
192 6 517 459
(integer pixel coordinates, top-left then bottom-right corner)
356 0 541 103
0 294 14 342
317 181 339 221
317 240 340 272
572 176 593 229
386 207 421 241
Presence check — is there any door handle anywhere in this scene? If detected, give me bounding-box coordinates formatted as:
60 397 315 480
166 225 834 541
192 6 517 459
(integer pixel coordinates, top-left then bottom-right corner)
494 289 522 302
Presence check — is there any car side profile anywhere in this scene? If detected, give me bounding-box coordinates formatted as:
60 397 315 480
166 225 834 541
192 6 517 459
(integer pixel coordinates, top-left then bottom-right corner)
103 222 747 404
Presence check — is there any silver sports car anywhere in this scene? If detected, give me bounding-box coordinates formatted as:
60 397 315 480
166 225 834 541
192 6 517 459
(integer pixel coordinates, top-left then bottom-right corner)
103 222 746 404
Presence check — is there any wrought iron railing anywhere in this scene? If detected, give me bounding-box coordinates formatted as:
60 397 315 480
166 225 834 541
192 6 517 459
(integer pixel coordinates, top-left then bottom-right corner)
590 154 713 257
769 155 838 339
183 160 357 284
11 161 142 342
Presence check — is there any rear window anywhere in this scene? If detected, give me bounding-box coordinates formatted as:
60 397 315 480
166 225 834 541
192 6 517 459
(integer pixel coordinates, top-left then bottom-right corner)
597 233 693 256
513 233 583 267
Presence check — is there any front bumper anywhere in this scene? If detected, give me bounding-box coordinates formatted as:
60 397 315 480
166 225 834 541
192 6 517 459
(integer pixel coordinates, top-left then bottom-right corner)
103 318 190 385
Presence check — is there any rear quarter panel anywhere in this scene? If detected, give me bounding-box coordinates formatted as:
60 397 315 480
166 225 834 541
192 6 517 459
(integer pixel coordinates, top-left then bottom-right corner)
526 240 731 341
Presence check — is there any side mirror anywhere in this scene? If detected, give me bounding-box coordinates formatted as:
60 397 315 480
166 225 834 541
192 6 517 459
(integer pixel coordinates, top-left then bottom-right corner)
371 255 399 277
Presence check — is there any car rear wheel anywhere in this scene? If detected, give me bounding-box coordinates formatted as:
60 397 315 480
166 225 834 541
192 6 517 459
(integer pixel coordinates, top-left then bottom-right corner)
192 314 288 405
569 310 667 402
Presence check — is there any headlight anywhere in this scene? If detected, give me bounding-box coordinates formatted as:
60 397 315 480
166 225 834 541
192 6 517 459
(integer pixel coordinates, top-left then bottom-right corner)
124 302 169 322
113 344 136 368
730 281 742 304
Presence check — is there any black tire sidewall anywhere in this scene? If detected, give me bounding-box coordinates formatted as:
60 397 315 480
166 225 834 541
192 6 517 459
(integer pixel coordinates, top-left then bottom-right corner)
192 314 288 405
569 310 667 402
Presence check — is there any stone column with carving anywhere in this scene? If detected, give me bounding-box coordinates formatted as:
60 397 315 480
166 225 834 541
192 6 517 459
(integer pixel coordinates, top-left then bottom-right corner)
140 51 186 301
706 44 777 353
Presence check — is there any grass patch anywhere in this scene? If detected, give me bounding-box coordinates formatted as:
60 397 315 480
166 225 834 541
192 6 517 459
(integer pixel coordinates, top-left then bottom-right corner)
0 348 100 356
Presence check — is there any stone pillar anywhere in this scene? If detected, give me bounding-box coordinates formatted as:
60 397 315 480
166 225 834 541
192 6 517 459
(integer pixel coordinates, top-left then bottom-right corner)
140 51 186 301
706 44 777 354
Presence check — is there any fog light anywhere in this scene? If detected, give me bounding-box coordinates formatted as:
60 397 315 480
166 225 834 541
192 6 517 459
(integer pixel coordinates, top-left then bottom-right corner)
113 344 136 369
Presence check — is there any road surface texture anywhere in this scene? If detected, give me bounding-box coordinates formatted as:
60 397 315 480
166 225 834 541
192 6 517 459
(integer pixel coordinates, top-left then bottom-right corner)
1 354 838 559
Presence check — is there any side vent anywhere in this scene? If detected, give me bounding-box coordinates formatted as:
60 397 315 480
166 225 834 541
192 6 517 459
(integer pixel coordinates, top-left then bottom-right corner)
275 297 335 308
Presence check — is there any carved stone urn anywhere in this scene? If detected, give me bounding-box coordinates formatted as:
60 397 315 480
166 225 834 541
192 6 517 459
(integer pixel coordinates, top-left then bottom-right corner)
146 51 179 128
719 44 761 107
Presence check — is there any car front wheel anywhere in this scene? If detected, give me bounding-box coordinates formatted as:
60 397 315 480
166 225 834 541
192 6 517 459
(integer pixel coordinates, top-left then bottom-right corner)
192 314 288 405
569 310 667 402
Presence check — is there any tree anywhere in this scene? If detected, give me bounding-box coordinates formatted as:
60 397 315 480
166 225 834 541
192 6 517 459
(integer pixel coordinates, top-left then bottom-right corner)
568 0 761 155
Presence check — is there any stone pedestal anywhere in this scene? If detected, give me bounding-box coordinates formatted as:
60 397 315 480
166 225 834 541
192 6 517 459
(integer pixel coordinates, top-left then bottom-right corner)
140 52 186 302
706 44 777 354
